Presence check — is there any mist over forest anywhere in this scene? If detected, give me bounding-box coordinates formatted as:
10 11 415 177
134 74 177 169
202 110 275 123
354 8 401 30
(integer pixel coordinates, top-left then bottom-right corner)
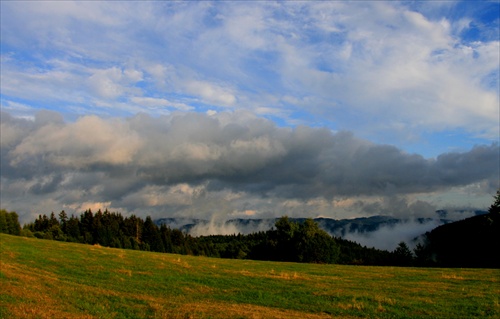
156 209 487 251
3 193 499 268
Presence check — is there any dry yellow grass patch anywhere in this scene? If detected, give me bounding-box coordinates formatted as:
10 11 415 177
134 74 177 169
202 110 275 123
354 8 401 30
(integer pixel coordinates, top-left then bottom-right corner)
182 285 214 295
116 268 133 276
6 303 95 319
374 295 397 306
441 273 465 280
173 300 350 319
338 298 365 311
171 257 192 269
1 262 92 319
225 268 310 281
276 271 301 280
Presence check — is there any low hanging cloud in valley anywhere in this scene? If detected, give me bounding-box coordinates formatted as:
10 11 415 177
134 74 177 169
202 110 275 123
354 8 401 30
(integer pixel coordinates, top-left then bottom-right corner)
341 219 443 251
1 110 498 223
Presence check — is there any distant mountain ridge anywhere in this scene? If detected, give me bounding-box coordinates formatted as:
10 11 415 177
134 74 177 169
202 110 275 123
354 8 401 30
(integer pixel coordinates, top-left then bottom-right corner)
155 210 488 238
154 216 403 235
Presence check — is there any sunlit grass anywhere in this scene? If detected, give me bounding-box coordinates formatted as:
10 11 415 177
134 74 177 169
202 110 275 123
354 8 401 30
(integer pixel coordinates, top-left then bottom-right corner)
1 234 499 318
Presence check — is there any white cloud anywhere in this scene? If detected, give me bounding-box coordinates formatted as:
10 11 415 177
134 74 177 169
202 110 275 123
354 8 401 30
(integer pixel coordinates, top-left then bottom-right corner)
65 201 113 215
10 115 142 168
2 1 497 143
184 80 237 106
88 68 126 99
1 2 499 223
87 67 143 100
130 97 193 111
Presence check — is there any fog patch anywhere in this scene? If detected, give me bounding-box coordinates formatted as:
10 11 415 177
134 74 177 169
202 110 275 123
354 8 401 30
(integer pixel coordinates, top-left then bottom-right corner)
189 218 242 237
189 217 277 237
340 219 443 251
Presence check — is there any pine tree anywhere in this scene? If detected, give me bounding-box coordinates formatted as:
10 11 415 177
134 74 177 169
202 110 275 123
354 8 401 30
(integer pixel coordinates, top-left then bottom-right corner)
49 212 59 228
393 242 414 266
142 216 164 252
66 215 81 241
80 209 94 244
59 210 68 234
489 189 500 214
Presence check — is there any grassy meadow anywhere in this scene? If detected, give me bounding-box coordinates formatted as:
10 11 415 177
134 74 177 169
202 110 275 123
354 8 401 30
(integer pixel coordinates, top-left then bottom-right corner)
1 234 499 319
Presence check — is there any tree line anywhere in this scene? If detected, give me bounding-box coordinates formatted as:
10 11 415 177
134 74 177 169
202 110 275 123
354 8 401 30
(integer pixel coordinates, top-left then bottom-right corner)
5 208 409 266
2 189 498 267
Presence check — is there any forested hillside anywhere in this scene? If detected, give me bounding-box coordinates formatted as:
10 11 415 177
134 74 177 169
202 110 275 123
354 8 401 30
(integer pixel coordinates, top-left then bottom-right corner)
2 190 499 268
414 192 500 268
12 210 398 266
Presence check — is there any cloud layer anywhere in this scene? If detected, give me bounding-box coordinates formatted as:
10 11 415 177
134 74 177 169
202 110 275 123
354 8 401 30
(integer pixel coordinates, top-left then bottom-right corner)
1 1 499 223
1 110 498 222
1 1 498 156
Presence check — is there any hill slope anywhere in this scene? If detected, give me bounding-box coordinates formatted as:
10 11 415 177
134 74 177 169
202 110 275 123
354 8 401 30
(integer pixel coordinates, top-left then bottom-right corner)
418 211 500 268
1 234 499 318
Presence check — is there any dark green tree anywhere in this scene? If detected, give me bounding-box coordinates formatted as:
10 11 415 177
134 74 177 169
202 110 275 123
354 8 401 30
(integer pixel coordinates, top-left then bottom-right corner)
0 210 21 235
274 216 299 261
0 209 8 233
171 228 187 254
295 219 339 263
34 214 50 232
92 209 105 245
488 189 500 214
160 224 173 253
59 210 68 234
66 215 81 241
49 223 65 241
393 242 414 266
123 215 143 243
413 241 433 267
102 210 123 248
142 216 164 252
49 212 59 228
80 209 94 244
7 211 21 236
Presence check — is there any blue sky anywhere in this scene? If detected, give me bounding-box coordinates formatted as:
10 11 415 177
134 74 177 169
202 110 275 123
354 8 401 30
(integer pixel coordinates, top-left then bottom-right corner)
1 1 499 223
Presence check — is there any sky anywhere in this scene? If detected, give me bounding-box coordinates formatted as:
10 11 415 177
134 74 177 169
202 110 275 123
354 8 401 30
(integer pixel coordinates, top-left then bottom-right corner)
1 1 499 224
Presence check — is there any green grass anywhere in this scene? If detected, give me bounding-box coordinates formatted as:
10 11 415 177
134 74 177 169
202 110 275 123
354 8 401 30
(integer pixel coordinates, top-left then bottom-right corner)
1 234 499 318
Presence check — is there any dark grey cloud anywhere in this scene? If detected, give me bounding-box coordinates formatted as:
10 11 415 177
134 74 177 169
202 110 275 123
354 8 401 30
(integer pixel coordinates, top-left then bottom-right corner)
1 110 498 222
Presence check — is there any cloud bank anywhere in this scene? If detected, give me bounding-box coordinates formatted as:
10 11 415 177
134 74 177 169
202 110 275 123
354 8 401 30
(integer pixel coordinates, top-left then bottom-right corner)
1 110 498 223
1 1 498 157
